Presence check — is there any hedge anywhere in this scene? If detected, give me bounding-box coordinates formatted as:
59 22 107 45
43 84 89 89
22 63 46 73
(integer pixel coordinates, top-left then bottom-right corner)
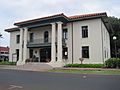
65 64 104 68
105 58 120 68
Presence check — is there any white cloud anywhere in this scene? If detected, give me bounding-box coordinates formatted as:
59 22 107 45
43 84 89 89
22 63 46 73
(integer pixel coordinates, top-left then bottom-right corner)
0 0 120 46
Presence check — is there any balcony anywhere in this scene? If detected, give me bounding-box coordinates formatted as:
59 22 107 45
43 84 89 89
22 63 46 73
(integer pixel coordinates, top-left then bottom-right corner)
27 38 51 48
27 38 66 48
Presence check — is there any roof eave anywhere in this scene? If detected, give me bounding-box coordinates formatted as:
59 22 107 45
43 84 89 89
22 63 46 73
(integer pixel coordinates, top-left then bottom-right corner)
14 14 69 26
5 27 19 32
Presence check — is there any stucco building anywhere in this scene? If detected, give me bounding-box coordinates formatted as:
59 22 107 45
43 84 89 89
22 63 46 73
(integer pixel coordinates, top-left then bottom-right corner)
5 12 111 67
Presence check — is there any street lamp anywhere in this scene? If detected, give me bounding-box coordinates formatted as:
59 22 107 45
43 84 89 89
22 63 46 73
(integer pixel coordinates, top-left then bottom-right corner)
113 36 117 58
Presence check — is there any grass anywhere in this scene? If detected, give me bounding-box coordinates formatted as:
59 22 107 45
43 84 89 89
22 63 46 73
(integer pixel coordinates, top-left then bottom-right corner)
65 64 104 68
0 61 16 65
49 69 120 75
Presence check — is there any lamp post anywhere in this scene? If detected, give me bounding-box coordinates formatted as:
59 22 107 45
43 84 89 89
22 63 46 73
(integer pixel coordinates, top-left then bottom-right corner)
113 36 117 58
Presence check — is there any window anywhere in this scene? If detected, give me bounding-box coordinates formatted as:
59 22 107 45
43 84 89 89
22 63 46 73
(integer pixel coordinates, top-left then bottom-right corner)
63 47 68 59
105 50 107 59
16 35 20 43
82 26 88 38
16 49 19 61
29 49 33 58
30 33 34 42
82 46 89 58
63 29 68 39
44 31 49 43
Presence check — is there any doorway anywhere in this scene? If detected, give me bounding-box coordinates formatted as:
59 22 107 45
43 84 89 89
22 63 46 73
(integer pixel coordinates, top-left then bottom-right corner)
40 48 51 62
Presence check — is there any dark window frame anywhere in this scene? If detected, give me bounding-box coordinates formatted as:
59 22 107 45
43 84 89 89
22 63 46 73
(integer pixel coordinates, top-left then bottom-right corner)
44 31 49 43
30 33 34 42
63 29 68 40
82 46 89 58
16 49 19 61
63 47 68 59
16 35 20 44
82 26 88 38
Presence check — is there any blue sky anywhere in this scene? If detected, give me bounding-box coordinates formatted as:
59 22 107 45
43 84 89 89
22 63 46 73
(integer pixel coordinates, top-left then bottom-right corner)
0 0 120 46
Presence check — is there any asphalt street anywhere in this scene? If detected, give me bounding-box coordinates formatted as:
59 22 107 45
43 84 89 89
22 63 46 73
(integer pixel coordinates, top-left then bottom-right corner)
0 69 120 90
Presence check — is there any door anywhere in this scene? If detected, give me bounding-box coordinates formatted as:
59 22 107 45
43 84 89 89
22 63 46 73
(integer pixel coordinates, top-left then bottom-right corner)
40 48 51 62
40 49 46 62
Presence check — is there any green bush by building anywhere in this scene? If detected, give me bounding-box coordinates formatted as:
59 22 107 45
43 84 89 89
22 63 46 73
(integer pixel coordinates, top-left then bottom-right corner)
105 58 120 68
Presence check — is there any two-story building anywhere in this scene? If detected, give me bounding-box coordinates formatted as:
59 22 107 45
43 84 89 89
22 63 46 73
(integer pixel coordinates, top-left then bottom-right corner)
5 12 111 67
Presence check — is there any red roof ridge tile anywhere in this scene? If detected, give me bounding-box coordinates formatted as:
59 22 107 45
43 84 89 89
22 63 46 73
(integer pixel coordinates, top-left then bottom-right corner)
68 12 107 19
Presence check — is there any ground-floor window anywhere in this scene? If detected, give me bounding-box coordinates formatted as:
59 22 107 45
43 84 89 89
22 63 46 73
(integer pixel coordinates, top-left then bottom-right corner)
29 49 33 58
82 46 89 58
63 47 68 59
16 49 19 61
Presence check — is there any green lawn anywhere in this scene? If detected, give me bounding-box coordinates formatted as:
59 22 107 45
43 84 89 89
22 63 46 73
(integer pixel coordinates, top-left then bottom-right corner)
49 69 120 75
0 61 16 65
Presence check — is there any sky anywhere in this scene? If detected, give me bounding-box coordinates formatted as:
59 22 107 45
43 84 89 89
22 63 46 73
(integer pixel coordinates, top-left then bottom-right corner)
0 0 120 46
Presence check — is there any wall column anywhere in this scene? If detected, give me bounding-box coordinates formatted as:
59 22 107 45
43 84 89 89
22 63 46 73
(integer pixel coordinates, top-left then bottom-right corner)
51 23 56 62
57 22 63 61
17 28 23 65
23 27 28 64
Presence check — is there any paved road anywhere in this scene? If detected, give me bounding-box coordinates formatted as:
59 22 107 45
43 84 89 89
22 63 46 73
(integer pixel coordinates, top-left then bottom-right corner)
0 69 120 90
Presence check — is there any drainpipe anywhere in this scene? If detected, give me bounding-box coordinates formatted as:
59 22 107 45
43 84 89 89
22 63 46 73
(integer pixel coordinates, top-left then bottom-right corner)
72 22 74 64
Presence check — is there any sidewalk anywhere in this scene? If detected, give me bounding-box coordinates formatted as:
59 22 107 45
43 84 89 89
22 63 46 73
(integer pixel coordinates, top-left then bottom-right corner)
0 65 120 72
0 63 53 72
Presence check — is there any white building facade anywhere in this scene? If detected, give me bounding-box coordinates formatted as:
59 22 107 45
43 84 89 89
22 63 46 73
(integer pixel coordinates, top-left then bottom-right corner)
5 12 111 67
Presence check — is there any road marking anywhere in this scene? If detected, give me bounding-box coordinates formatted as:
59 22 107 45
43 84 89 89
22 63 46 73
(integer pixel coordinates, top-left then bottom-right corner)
8 85 23 89
83 76 87 78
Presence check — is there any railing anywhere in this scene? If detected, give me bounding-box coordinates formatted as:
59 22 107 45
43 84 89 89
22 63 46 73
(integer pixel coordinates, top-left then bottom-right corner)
28 38 51 45
27 38 66 47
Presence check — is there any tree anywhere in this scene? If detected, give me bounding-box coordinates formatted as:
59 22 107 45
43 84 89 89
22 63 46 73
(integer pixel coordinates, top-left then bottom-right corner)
108 16 120 58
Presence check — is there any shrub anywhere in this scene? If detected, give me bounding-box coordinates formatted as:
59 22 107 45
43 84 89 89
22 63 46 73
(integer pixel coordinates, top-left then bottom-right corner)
65 64 103 68
105 58 120 68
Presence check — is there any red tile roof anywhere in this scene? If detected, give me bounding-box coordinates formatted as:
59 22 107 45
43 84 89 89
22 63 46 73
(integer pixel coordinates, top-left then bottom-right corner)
0 47 9 52
15 12 106 25
5 12 107 32
68 12 107 19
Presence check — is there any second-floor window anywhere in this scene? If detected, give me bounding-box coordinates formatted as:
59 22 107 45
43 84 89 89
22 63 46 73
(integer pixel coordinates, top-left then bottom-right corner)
82 26 88 38
63 29 68 40
44 31 49 43
16 35 20 44
30 33 34 42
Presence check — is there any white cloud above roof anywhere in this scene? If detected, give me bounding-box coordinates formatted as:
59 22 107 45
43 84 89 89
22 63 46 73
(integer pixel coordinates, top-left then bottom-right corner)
0 0 120 46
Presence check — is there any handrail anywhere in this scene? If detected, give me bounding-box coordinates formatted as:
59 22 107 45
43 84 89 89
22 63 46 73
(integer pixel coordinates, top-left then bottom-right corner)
27 38 66 46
